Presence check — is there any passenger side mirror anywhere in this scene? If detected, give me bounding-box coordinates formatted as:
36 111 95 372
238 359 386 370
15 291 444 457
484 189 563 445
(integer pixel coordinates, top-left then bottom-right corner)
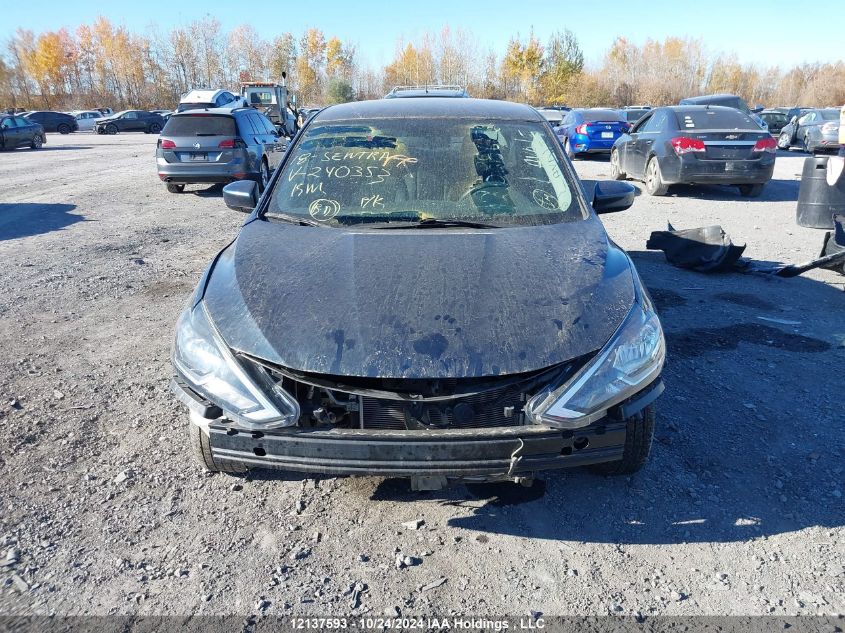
223 180 258 213
590 180 636 214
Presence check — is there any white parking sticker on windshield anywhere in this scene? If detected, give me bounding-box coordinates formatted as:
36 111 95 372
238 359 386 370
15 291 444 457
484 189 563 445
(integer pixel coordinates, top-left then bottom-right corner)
308 198 341 221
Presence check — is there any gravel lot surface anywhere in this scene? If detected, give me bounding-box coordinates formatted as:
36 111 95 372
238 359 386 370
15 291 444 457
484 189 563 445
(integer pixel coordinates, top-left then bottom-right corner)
0 133 843 618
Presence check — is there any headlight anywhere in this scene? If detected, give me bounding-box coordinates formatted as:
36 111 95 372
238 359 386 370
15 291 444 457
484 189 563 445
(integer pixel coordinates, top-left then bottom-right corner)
172 303 299 429
526 300 665 428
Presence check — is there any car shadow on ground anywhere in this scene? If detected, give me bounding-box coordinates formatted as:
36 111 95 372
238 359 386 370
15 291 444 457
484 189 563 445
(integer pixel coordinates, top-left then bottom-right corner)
663 179 800 203
0 202 82 241
366 255 845 545
190 184 225 198
34 146 94 151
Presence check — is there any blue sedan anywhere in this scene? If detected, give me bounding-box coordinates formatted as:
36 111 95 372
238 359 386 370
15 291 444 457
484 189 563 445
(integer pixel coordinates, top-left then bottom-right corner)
554 109 630 158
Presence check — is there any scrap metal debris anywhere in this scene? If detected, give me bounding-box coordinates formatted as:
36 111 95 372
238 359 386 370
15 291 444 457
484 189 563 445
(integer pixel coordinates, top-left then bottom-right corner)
647 221 845 277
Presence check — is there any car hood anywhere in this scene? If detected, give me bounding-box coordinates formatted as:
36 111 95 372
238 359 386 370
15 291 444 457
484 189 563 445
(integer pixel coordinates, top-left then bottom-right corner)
201 217 636 379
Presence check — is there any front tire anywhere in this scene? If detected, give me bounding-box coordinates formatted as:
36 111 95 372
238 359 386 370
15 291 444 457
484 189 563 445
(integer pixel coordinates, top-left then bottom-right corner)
166 183 185 194
644 157 669 196
588 406 656 475
106 124 118 135
777 132 791 150
738 183 764 198
609 148 625 180
149 123 161 134
31 134 43 149
189 423 247 474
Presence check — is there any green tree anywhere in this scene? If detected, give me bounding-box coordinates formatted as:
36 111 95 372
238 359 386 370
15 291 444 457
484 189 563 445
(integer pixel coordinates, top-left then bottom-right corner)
325 76 355 103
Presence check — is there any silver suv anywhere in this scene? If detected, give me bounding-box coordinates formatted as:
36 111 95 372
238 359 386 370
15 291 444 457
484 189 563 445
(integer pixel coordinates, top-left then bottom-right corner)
156 108 285 194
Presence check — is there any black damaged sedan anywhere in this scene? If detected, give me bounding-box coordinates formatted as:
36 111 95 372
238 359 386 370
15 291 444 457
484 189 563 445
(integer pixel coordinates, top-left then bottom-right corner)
171 98 666 489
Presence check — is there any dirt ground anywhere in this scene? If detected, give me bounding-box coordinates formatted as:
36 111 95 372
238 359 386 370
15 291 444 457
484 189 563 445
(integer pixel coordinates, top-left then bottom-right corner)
0 132 843 619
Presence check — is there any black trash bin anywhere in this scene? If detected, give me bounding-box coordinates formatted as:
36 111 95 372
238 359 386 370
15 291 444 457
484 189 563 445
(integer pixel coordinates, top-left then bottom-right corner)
796 155 845 229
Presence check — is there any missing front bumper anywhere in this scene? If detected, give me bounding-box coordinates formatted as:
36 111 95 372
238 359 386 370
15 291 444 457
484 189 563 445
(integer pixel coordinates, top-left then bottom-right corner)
200 418 626 477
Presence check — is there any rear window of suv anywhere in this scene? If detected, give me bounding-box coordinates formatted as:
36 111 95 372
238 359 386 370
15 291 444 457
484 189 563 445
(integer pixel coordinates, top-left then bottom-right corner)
673 109 758 130
162 114 236 136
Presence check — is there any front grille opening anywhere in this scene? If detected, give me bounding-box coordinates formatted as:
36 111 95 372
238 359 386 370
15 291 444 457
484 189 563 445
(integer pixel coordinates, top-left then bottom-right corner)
253 447 266 457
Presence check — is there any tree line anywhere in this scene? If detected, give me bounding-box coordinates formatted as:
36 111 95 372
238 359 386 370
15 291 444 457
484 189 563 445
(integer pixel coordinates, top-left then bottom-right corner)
2 18 843 111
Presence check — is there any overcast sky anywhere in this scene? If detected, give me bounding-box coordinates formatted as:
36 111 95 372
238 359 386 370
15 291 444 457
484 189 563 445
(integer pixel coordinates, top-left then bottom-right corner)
5 0 844 70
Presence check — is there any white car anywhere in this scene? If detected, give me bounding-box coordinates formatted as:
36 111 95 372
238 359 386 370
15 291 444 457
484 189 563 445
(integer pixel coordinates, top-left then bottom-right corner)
69 110 106 131
177 89 246 112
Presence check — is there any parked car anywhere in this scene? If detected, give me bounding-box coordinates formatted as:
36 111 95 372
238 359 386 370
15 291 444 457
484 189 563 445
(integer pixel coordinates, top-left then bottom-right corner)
611 105 776 197
156 107 285 194
620 107 651 126
537 108 565 127
94 110 165 135
169 97 665 486
776 108 841 154
384 85 470 98
69 110 106 132
758 109 790 135
178 89 246 112
96 107 114 116
0 114 45 150
555 108 630 158
22 111 78 134
679 94 767 130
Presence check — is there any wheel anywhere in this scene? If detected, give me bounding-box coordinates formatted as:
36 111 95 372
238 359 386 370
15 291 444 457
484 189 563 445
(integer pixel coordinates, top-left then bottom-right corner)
256 159 270 192
738 184 764 198
644 157 668 196
803 135 811 154
57 124 70 135
588 405 655 475
189 423 247 474
777 132 791 150
148 123 161 134
609 148 625 180
106 123 118 135
30 134 43 149
166 183 185 194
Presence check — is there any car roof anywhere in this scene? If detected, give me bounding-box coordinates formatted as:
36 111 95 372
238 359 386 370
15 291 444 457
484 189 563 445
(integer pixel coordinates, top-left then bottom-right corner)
680 94 740 104
658 105 745 114
312 98 544 123
170 107 250 117
181 89 230 101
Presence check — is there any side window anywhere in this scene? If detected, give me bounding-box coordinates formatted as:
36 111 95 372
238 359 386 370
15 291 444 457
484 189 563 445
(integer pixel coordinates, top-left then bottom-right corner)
249 113 266 135
1 118 14 129
798 113 813 125
239 114 257 135
259 114 275 135
14 117 28 127
638 113 659 133
649 111 669 132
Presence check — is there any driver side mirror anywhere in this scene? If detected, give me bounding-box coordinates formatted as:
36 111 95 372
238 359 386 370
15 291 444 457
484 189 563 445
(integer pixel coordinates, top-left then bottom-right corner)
590 180 636 214
223 180 258 213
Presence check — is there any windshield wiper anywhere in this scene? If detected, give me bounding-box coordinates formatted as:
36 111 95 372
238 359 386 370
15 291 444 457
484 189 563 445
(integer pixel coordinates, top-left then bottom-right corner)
266 213 323 227
375 218 501 230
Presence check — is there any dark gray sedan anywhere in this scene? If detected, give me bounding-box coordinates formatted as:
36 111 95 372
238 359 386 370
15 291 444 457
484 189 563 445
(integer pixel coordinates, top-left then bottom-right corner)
0 114 45 150
776 108 841 154
169 97 665 489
